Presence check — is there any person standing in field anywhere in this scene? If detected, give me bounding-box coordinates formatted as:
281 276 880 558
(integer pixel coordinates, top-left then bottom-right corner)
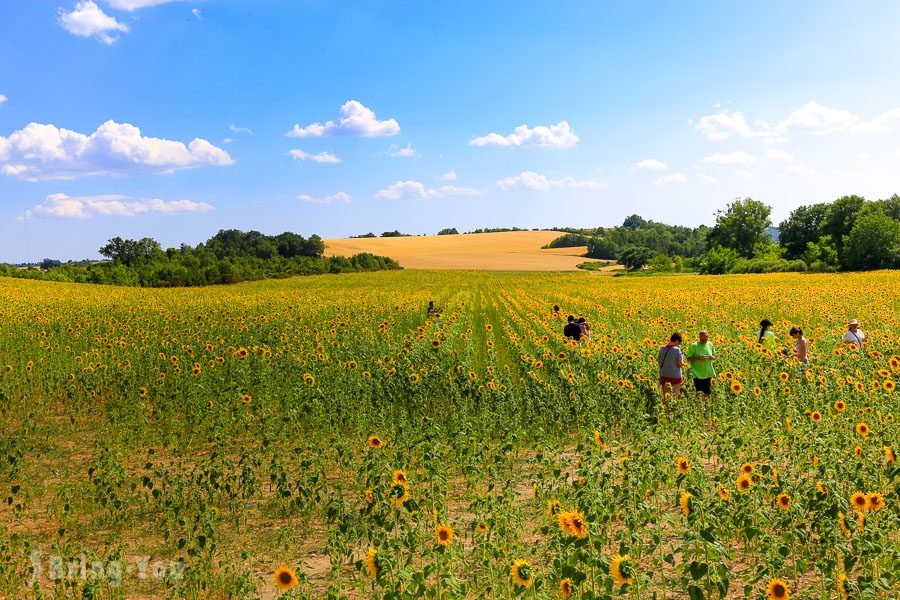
563 315 582 342
785 326 809 371
658 332 685 403
552 305 561 318
578 317 592 341
685 330 716 401
842 319 866 349
757 319 775 350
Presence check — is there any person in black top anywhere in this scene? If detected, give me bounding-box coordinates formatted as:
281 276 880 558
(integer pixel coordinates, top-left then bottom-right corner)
563 315 582 341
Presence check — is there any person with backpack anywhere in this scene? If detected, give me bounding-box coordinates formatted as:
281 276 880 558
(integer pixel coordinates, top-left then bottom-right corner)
658 332 685 403
842 319 866 349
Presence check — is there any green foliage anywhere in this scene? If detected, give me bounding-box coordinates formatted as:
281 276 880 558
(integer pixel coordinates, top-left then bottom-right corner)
618 245 654 271
381 230 411 237
843 210 900 270
821 195 866 262
728 257 807 274
99 236 164 266
586 237 619 260
706 198 772 258
544 233 592 248
437 228 459 235
698 246 740 275
778 203 830 259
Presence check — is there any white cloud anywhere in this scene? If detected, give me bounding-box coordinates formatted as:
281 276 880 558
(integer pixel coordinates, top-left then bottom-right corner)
0 94 6 105
496 171 605 192
632 159 668 171
286 100 400 138
222 137 234 144
387 143 417 158
376 181 483 200
654 172 687 185
0 120 233 180
107 0 187 9
777 102 859 135
701 151 757 166
297 192 351 205
765 149 794 161
229 124 252 135
783 164 817 178
470 121 579 149
288 149 341 164
437 170 457 181
191 8 202 20
58 1 129 45
695 110 757 141
25 193 212 219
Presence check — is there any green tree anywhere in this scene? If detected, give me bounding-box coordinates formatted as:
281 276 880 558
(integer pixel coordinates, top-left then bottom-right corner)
698 246 740 274
778 203 829 259
706 198 772 258
843 211 900 270
99 237 163 266
821 195 865 264
618 246 654 271
437 228 459 235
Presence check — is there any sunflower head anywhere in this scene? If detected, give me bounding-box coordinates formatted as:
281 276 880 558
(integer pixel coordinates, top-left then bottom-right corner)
365 547 379 578
274 565 298 591
610 553 634 586
737 473 753 492
392 469 408 485
367 435 383 448
850 491 867 511
475 521 488 534
834 400 846 412
866 492 884 512
679 491 692 517
777 493 791 510
510 559 533 587
436 523 454 546
856 422 870 436
676 456 690 474
811 411 822 422
717 483 730 501
766 577 791 599
388 482 409 505
560 578 573 598
741 462 755 474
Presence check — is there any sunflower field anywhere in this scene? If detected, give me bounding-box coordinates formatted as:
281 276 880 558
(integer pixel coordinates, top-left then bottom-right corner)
0 270 897 599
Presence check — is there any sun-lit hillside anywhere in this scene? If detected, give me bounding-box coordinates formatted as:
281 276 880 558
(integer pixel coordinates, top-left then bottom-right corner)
324 230 610 271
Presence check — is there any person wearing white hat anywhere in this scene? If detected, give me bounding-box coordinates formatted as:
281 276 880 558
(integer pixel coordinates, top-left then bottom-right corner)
842 319 866 349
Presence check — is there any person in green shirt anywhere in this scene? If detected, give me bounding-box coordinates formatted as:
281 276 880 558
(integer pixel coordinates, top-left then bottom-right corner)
685 330 716 400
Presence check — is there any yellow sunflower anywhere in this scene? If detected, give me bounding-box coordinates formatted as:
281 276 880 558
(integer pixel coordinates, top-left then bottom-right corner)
609 553 634 586
766 578 790 599
510 559 533 587
560 578 573 598
856 422 869 436
365 547 378 578
776 493 791 510
717 483 730 501
737 473 753 492
273 565 298 591
679 491 692 517
850 491 867 511
392 469 408 485
676 456 690 474
866 492 884 512
367 435 383 449
436 523 454 546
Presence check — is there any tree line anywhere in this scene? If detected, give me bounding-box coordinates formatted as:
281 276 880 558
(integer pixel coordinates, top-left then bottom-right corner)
1 229 401 287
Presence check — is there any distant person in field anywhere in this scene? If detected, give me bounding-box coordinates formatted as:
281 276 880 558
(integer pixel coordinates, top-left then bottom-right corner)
427 301 442 317
685 330 716 401
784 326 809 370
578 317 592 341
842 319 865 349
563 315 582 342
658 332 685 403
757 319 775 350
552 305 561 318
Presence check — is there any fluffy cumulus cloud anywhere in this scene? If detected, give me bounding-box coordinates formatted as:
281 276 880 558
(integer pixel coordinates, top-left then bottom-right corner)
437 170 457 181
58 1 129 45
25 193 212 219
0 94 6 105
375 181 482 200
387 143 417 158
765 149 794 161
469 121 579 149
0 120 233 180
288 149 340 164
696 102 900 141
495 171 604 192
654 172 687 185
107 0 187 9
297 192 351 205
286 100 400 138
701 151 756 166
632 159 668 171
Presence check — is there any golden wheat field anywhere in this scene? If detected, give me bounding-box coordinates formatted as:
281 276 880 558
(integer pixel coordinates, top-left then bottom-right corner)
0 270 898 599
323 231 608 271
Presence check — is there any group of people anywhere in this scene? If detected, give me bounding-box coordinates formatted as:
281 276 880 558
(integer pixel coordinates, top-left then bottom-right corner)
656 318 866 403
563 314 592 342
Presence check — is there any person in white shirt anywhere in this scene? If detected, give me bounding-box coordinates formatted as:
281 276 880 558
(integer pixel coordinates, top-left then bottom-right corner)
842 319 865 349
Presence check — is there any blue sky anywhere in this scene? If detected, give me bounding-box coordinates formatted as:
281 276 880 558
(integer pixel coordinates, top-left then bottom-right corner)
2 1 900 261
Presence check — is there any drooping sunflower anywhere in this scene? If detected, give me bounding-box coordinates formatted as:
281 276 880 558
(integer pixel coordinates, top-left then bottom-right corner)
546 499 561 518
866 492 884 512
274 565 298 591
850 491 868 511
776 493 791 510
717 483 730 501
436 524 454 546
364 489 374 504
679 491 692 517
816 481 828 495
367 435 383 449
388 482 409 505
836 572 849 599
593 429 604 447
365 547 379 578
856 422 870 436
676 456 690 474
885 446 896 464
766 577 791 599
560 577 573 598
838 511 851 535
510 559 533 587
737 473 753 492
609 553 634 586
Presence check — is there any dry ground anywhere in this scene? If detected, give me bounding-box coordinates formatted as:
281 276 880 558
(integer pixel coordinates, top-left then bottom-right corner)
324 230 612 271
